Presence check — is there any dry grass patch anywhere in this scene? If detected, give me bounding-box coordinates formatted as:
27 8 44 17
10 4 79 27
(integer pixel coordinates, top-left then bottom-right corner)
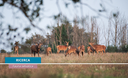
0 53 128 63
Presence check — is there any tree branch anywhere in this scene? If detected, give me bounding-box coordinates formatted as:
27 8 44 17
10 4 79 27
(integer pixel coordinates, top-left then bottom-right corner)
6 1 45 32
80 2 108 18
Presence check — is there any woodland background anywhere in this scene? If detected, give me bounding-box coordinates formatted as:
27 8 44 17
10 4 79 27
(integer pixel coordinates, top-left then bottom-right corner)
0 0 128 53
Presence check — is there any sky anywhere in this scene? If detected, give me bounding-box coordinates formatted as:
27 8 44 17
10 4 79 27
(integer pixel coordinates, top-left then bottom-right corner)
0 0 128 52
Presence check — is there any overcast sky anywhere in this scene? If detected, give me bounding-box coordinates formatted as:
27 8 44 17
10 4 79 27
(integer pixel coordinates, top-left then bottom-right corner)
0 0 128 52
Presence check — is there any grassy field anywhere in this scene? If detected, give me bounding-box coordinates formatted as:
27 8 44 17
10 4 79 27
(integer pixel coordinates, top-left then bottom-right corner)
0 53 128 78
1 52 128 63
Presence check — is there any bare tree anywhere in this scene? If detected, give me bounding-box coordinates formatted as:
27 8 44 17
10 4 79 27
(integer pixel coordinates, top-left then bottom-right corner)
109 12 128 47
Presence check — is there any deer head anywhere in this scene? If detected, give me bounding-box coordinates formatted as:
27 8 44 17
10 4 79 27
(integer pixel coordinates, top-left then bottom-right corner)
89 42 94 46
65 41 69 46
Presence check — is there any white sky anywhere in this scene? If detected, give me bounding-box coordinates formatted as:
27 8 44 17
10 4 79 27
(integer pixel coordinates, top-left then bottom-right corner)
0 0 128 52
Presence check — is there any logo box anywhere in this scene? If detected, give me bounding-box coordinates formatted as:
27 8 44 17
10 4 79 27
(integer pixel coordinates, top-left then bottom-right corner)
5 57 41 64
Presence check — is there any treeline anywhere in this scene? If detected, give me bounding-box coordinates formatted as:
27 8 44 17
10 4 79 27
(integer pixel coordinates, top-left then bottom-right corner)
7 17 127 54
106 45 128 52
1 14 128 53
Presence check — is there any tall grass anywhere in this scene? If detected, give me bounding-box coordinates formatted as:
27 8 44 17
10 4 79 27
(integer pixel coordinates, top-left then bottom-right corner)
0 53 128 78
0 65 127 78
1 53 128 63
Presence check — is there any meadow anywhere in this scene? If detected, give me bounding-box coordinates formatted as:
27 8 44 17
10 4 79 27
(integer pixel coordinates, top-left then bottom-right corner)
1 52 128 63
0 52 128 78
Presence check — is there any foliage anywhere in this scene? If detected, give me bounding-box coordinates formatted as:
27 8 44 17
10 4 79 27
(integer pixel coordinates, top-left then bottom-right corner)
19 44 30 54
0 49 6 53
106 45 128 52
106 46 118 52
119 45 128 52
0 0 112 52
61 24 68 45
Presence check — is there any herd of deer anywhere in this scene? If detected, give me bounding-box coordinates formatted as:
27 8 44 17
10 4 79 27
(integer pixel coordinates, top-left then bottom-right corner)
14 41 106 57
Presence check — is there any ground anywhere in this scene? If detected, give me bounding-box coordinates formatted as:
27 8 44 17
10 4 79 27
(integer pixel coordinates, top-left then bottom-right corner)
0 52 128 78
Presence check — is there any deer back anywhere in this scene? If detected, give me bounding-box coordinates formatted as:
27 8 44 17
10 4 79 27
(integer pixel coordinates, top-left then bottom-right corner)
78 45 85 51
31 45 38 52
92 45 105 51
57 45 68 50
66 47 76 54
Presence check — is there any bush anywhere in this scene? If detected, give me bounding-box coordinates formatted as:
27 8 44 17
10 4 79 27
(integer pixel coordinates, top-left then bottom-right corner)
119 45 128 52
106 45 128 52
106 46 118 52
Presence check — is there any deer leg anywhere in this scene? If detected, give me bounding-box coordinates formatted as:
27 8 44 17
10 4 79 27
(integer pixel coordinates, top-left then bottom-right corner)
51 51 52 54
93 51 95 55
82 52 83 56
74 52 76 56
34 52 35 57
104 50 106 54
65 53 67 57
96 51 98 54
16 51 17 56
88 51 90 55
31 51 33 57
57 50 60 54
47 52 48 56
15 50 16 55
48 52 49 56
88 51 89 55
83 51 85 56
17 50 18 56
102 51 103 55
38 52 39 57
79 52 80 56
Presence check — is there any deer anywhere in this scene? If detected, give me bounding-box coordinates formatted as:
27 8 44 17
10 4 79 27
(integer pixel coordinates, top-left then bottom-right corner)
78 45 85 56
87 46 96 55
46 47 52 56
89 43 106 55
56 41 69 54
65 46 78 57
14 46 19 56
31 43 42 57
14 41 19 56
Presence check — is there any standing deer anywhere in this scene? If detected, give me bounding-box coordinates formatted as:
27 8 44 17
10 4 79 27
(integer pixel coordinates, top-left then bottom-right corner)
31 43 42 57
56 41 69 54
14 41 19 56
78 45 85 56
89 43 106 55
46 47 52 56
65 46 78 57
87 46 96 55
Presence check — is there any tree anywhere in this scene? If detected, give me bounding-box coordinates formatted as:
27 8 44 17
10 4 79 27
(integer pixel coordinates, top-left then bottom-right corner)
1 49 6 53
0 0 115 52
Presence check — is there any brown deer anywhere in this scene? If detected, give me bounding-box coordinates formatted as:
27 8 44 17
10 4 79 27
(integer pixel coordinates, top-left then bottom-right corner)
31 43 42 57
65 46 78 57
46 47 52 56
14 46 19 56
14 41 19 56
56 41 69 54
89 43 106 55
78 45 85 56
87 46 96 55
